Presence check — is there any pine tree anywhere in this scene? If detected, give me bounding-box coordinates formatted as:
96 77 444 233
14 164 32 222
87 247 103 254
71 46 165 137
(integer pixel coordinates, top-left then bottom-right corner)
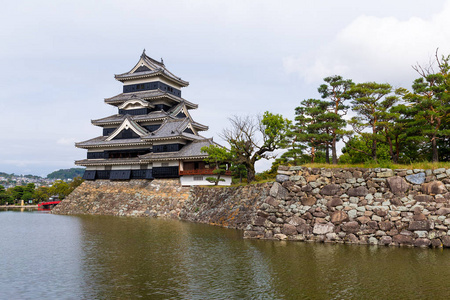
318 75 353 164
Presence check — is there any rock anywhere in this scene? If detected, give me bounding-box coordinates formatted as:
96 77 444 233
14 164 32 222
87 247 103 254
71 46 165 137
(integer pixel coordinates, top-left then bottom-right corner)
387 176 410 193
379 236 392 245
327 197 343 208
253 216 267 226
278 165 290 171
377 170 394 178
408 220 432 231
433 168 446 175
296 223 312 235
330 211 349 224
441 236 450 248
342 221 360 233
347 186 369 197
281 224 298 236
431 239 442 248
346 234 359 243
356 216 371 224
306 175 320 182
436 207 450 216
320 184 342 196
414 238 431 247
302 185 313 192
313 223 335 235
265 196 279 207
243 231 264 239
270 182 289 199
414 195 434 202
286 215 306 226
422 181 448 195
393 234 413 245
274 233 287 240
348 209 357 220
301 196 317 206
368 237 378 245
325 232 337 241
276 174 290 183
379 221 394 231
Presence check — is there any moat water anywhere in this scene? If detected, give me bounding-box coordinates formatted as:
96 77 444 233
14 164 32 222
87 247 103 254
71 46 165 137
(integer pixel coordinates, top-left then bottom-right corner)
1 210 449 300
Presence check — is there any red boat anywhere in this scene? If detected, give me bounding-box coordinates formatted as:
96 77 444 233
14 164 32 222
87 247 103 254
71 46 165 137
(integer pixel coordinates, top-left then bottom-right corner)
38 200 61 210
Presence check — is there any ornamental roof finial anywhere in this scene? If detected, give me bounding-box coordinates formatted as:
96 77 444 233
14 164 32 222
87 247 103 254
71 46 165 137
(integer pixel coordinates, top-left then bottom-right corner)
141 49 146 57
161 57 164 64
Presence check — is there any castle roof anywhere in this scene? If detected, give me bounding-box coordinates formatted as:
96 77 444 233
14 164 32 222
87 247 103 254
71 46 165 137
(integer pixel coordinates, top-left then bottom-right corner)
92 111 169 126
75 136 149 149
141 118 204 141
75 138 215 166
114 50 189 87
139 139 215 161
104 90 198 109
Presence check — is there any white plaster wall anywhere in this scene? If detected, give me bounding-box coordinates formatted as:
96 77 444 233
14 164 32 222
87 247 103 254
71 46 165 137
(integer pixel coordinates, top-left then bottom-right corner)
180 175 232 186
153 161 179 167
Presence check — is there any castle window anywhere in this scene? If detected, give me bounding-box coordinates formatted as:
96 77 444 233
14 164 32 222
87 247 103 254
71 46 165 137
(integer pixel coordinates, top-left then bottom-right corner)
136 84 145 90
193 176 203 181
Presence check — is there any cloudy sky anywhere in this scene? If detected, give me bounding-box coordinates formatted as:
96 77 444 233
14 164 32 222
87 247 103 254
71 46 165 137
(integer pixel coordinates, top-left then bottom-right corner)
1 0 450 176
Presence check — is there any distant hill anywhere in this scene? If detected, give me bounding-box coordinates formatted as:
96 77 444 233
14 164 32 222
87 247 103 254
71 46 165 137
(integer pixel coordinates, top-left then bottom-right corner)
47 168 85 180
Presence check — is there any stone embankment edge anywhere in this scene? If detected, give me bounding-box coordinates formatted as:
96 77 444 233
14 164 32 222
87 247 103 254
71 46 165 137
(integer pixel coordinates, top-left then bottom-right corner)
53 166 450 248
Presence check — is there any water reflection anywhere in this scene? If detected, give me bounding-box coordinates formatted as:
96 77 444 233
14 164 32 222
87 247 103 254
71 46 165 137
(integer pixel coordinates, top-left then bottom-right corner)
1 211 449 300
78 216 279 299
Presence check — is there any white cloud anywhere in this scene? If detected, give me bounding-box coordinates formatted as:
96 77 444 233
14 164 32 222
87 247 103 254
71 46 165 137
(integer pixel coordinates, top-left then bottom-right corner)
284 1 450 87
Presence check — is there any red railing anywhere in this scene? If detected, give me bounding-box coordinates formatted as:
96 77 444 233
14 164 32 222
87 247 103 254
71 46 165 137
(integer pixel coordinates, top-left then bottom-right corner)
179 169 232 176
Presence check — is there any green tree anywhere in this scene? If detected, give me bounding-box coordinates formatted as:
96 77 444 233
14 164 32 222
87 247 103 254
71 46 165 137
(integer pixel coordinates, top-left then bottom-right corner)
318 75 354 164
0 185 12 205
293 99 331 163
397 52 450 162
348 82 396 162
201 144 232 185
48 180 70 199
68 177 84 192
33 186 50 202
221 111 291 183
339 136 391 164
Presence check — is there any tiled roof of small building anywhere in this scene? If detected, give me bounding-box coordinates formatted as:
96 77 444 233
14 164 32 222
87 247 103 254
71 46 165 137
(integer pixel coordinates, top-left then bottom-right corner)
104 89 198 109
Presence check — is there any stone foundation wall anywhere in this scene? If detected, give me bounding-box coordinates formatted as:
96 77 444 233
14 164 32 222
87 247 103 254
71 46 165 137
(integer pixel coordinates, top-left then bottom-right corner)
53 166 450 248
180 183 271 229
243 166 450 248
53 179 190 218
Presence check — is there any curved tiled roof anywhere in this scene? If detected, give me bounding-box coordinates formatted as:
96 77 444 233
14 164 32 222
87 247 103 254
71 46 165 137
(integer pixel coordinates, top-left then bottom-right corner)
104 89 198 109
114 51 189 87
91 111 169 126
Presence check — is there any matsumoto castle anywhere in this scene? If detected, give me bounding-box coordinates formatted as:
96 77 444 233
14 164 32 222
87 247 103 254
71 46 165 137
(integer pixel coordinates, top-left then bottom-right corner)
76 51 231 186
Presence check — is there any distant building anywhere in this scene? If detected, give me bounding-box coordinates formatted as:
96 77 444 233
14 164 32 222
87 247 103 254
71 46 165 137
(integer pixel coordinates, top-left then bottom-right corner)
76 51 231 186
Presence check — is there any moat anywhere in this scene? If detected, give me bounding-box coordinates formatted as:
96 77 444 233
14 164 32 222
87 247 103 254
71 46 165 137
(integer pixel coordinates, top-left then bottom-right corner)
1 210 449 299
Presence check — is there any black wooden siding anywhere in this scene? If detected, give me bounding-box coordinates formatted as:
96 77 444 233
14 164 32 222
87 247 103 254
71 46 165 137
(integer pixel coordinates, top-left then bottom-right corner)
152 166 179 178
153 144 183 153
123 81 181 97
82 169 153 180
87 148 151 159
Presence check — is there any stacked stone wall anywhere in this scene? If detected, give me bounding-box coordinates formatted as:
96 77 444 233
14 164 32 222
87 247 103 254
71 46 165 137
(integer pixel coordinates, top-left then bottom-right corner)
243 166 450 248
53 166 450 248
53 179 190 218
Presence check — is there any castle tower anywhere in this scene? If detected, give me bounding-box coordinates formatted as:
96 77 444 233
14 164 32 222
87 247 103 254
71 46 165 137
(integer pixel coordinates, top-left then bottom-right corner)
75 51 231 185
